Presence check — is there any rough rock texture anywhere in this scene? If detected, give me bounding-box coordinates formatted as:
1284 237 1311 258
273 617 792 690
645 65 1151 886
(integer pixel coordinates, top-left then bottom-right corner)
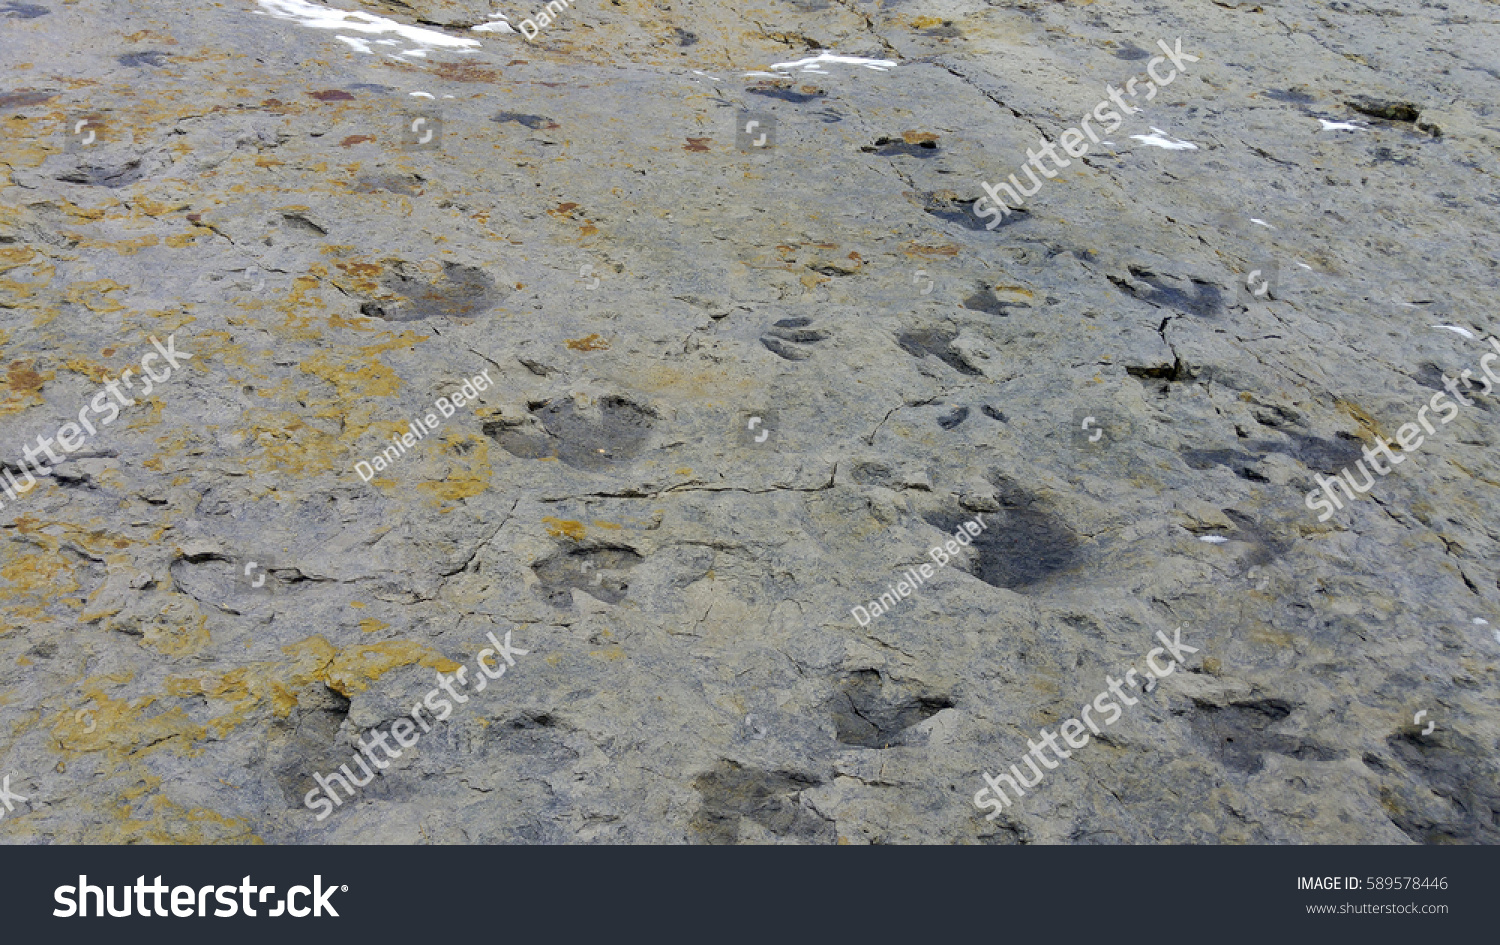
1 0 1498 844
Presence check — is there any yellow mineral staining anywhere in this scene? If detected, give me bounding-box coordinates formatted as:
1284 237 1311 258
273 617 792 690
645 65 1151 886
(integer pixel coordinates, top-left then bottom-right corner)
359 617 389 634
543 517 586 540
325 641 461 697
417 433 492 503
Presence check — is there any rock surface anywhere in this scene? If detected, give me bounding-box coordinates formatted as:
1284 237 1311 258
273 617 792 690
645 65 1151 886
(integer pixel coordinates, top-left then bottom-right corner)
0 0 1497 844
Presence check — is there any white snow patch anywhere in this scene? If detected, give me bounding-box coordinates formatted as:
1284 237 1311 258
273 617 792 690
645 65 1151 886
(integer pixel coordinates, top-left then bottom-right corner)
410 91 434 99
472 19 515 33
1431 325 1475 338
1473 618 1489 625
1198 536 1230 544
1318 119 1361 131
335 35 372 53
1129 127 1198 150
1251 218 1274 228
768 52 897 74
256 0 480 56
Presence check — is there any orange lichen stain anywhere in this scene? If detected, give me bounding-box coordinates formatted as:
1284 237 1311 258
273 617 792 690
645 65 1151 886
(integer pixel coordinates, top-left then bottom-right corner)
349 600 366 609
902 130 940 144
140 602 212 658
325 641 460 697
542 517 586 540
124 30 177 44
64 279 130 313
0 535 83 617
330 259 385 295
904 243 960 256
593 521 622 530
241 409 342 475
590 649 627 661
166 637 336 723
60 357 111 383
128 196 188 217
300 332 426 400
64 232 159 259
15 655 30 666
684 137 712 151
359 617 390 634
1335 397 1383 440
565 333 609 351
544 653 563 667
674 467 692 476
417 438 492 510
55 198 116 222
3 359 48 402
910 15 944 27
0 245 42 273
100 778 262 845
52 675 204 765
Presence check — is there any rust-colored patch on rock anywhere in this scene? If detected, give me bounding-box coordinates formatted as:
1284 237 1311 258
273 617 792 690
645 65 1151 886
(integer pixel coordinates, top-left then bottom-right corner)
565 333 609 351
